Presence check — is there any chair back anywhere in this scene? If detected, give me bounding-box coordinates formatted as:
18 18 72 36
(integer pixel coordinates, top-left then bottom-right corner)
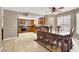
49 26 53 33
70 27 75 37
55 26 61 32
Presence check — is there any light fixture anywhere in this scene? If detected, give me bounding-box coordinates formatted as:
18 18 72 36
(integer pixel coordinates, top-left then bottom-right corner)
49 7 63 15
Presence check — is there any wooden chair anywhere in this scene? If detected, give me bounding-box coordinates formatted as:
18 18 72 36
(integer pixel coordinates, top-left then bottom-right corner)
42 26 49 32
55 26 61 32
68 27 75 49
61 27 75 52
49 26 53 33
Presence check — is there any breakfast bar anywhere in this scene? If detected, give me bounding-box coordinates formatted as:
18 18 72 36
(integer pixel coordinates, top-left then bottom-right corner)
35 26 73 52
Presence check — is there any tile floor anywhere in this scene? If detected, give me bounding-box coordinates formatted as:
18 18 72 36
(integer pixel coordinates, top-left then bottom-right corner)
2 32 79 52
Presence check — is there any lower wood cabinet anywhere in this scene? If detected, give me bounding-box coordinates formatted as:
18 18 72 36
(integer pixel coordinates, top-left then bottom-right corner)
18 27 22 33
26 26 36 32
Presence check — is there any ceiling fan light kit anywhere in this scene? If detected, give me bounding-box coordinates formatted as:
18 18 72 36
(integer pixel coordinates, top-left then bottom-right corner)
49 7 64 15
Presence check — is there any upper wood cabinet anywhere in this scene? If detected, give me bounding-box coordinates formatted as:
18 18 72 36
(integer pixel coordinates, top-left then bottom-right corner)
26 20 34 26
18 19 22 24
26 20 36 32
18 19 26 26
38 18 45 25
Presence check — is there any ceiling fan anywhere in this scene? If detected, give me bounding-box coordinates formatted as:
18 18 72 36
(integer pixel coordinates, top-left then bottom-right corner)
49 7 64 15
22 12 29 16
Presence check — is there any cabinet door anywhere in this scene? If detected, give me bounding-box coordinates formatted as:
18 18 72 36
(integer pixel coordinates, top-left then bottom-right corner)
26 20 34 26
26 27 31 32
18 27 22 33
31 27 36 32
31 20 34 25
39 18 45 25
18 19 22 24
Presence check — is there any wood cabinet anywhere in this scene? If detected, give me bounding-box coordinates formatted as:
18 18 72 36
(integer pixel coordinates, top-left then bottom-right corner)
26 20 34 26
18 26 22 33
26 26 31 32
32 26 36 32
18 19 22 24
26 20 36 32
18 19 22 33
38 18 45 25
26 26 36 32
18 19 26 33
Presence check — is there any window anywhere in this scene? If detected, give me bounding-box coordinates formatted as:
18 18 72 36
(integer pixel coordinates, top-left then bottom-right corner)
57 15 71 31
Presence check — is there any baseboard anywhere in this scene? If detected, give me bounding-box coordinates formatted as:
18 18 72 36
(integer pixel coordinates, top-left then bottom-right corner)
0 46 3 52
4 37 18 41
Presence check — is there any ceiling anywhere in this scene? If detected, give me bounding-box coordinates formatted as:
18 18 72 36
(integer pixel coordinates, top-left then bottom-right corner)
3 7 77 15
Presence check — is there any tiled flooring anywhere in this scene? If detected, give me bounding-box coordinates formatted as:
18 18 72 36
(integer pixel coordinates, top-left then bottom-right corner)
2 32 49 52
2 32 79 52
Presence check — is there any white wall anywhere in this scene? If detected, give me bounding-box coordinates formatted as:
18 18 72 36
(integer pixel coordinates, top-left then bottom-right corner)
0 7 2 51
76 13 79 34
46 17 55 26
45 16 55 26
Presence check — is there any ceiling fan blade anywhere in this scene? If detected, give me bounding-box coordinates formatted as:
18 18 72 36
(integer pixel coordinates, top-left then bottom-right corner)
58 7 64 9
44 10 51 13
49 7 52 9
57 10 61 12
22 12 29 16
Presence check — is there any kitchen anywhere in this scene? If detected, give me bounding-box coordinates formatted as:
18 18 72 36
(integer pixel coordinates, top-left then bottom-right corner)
18 17 46 33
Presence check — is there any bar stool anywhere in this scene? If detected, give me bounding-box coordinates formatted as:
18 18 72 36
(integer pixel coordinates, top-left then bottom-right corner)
51 34 59 48
44 32 52 45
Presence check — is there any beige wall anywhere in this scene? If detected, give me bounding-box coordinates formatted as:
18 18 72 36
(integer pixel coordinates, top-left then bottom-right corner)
3 9 26 39
0 7 2 51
